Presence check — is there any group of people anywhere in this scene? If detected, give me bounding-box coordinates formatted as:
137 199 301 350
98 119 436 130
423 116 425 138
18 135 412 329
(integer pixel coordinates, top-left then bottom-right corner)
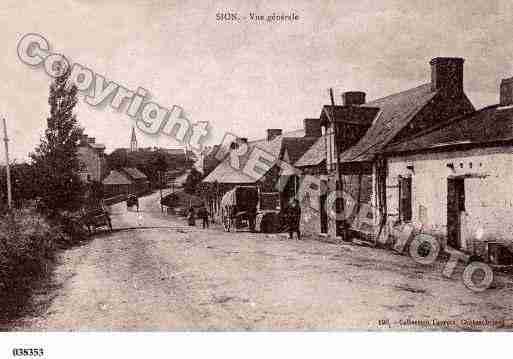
187 205 210 229
186 199 302 240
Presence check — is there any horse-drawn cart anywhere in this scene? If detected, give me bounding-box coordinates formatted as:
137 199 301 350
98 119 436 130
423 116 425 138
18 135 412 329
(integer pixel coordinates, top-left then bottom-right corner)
82 204 113 234
220 186 259 232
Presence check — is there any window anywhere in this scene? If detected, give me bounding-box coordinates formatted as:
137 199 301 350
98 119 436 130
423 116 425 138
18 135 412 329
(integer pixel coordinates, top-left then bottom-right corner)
398 176 412 222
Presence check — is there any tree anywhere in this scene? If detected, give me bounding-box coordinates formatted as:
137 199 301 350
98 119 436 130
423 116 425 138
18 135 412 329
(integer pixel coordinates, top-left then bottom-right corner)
183 167 203 195
151 153 168 188
106 148 129 170
30 70 84 213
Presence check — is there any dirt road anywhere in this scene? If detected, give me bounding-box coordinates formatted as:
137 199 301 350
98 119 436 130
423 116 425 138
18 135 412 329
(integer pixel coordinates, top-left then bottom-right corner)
16 192 513 330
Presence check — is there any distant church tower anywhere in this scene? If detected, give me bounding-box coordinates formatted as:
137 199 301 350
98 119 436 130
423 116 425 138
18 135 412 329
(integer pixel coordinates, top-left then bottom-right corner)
130 126 138 152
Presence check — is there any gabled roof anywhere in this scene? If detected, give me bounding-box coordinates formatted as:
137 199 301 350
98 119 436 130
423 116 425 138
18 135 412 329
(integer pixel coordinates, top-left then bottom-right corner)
320 105 378 126
202 131 317 184
296 84 439 166
102 170 132 185
89 143 106 150
122 167 148 180
295 136 326 167
281 137 319 164
385 105 513 154
339 83 438 162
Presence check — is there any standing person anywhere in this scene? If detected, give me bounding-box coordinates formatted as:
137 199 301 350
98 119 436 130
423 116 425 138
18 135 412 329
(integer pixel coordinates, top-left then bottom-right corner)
248 206 257 232
187 207 196 226
287 199 301 240
198 205 209 229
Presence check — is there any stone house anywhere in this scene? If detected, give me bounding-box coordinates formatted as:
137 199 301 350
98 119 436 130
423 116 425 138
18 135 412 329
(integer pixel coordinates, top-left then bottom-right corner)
77 134 107 183
383 77 513 256
202 121 321 222
296 57 476 241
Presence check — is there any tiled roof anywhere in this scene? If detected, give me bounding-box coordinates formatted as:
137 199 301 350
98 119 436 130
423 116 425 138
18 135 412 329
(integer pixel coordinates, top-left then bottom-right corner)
281 137 319 164
339 83 438 162
295 136 326 167
102 170 132 185
385 105 513 154
122 167 148 180
320 106 377 126
202 131 317 184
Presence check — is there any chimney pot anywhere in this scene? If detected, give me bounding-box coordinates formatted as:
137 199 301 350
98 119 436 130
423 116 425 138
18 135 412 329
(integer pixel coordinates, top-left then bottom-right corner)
341 91 366 106
500 77 513 106
430 57 464 94
266 129 282 141
303 119 322 137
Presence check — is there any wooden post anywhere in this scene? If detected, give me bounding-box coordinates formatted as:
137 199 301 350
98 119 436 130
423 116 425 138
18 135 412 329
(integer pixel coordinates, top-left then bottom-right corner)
2 118 12 209
329 88 345 240
159 171 163 212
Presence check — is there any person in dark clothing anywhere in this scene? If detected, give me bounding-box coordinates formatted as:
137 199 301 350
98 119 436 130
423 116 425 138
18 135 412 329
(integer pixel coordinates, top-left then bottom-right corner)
187 207 196 226
287 199 301 240
248 206 257 232
197 206 209 229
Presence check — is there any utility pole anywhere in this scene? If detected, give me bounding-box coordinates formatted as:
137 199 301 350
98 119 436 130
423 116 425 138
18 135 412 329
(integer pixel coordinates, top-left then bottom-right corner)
159 171 164 213
2 117 12 210
329 89 345 241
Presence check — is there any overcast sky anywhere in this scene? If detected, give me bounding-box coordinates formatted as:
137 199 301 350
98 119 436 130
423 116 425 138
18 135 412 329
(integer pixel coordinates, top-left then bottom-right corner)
1 0 513 160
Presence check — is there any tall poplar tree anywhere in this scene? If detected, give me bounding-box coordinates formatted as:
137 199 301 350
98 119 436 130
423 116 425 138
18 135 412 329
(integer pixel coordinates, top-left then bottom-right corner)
31 70 84 213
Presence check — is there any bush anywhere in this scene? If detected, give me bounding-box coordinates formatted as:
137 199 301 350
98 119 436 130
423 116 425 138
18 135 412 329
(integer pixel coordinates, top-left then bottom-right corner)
0 208 86 324
0 210 55 285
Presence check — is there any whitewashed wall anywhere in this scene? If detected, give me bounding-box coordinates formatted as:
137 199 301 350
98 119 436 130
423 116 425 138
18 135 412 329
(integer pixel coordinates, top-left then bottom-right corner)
387 146 513 249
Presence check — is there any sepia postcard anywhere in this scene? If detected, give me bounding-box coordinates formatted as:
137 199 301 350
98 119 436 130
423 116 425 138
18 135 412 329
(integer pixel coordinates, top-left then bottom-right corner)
1 0 512 357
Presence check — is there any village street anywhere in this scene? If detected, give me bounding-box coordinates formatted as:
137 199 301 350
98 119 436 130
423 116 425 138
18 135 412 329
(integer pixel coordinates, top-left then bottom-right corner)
15 191 513 331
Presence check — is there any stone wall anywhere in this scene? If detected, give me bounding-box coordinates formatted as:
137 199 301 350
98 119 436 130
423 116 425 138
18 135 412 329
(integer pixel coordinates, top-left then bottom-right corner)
387 145 513 252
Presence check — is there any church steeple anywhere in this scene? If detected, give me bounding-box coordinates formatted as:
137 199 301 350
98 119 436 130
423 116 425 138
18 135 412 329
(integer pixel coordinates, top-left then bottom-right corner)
130 126 138 152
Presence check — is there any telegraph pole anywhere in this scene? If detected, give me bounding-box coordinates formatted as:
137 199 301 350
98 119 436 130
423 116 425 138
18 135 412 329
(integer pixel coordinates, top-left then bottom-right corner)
159 171 164 213
2 117 12 209
329 89 345 241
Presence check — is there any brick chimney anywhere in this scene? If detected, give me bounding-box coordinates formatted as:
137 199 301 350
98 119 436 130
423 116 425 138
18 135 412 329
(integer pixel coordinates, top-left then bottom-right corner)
500 77 513 106
430 57 464 94
341 91 366 106
266 129 282 141
87 137 96 144
303 118 321 137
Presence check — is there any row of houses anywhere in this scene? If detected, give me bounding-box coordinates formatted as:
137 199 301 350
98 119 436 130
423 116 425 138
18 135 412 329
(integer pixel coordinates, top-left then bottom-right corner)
76 134 150 197
200 57 513 257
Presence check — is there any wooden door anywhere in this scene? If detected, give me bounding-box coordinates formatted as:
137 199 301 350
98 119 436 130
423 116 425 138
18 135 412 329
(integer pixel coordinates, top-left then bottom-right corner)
447 178 465 249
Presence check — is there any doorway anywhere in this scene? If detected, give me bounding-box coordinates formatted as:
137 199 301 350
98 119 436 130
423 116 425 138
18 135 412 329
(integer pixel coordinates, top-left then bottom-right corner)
447 177 465 249
320 193 328 234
